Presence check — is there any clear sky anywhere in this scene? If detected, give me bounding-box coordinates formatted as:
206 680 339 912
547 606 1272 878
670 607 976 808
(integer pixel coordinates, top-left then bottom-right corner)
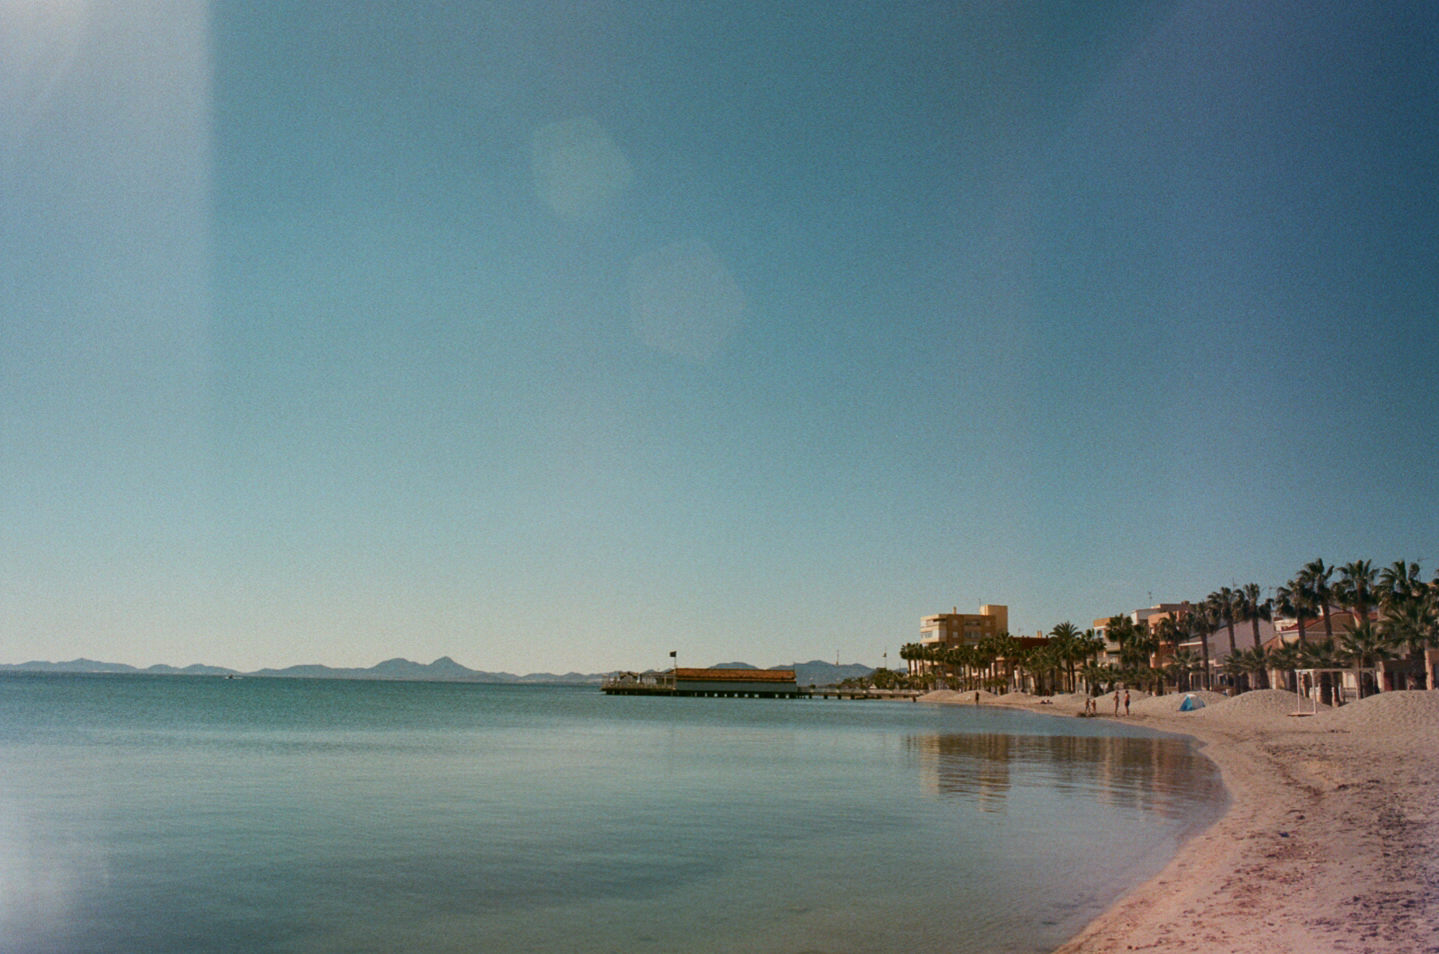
3 1 1437 674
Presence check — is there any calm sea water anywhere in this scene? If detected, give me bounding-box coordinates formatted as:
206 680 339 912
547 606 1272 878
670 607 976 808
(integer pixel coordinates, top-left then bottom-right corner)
0 674 1223 954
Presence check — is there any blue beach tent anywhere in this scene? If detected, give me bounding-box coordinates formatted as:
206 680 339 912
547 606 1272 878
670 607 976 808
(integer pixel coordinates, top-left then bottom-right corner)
1178 693 1205 711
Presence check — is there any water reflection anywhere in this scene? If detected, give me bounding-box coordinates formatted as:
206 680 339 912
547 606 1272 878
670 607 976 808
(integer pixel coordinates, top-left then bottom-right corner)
906 731 1220 818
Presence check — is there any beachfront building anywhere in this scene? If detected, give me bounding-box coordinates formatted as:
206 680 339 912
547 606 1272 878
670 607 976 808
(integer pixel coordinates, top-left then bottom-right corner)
1262 609 1387 700
1090 618 1120 666
908 605 1037 690
1092 604 1188 667
1135 604 1190 625
1137 604 1189 656
1180 616 1279 693
919 604 1009 651
672 668 800 697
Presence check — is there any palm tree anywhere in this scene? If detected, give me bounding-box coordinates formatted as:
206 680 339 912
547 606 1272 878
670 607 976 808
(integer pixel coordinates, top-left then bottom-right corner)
1109 616 1157 686
1383 562 1436 687
956 644 984 691
1379 560 1424 608
1338 621 1399 699
1301 558 1336 641
1165 648 1201 692
1380 596 1433 649
1031 642 1066 695
968 642 987 690
907 642 947 686
1234 645 1271 690
899 643 921 678
1081 661 1116 696
1048 622 1082 693
1077 629 1105 692
975 633 1005 691
1276 577 1314 646
1379 588 1438 690
906 642 927 679
1269 642 1303 692
994 632 1021 692
1237 583 1272 650
1207 587 1240 659
1150 615 1181 662
1335 560 1378 630
936 645 960 688
1298 637 1342 705
1181 602 1214 691
1220 654 1246 693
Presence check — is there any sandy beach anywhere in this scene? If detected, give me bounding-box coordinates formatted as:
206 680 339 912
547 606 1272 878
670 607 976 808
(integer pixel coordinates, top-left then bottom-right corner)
921 688 1439 954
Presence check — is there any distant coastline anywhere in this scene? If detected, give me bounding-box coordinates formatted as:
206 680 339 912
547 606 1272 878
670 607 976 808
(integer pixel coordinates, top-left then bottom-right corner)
0 657 874 687
0 656 600 685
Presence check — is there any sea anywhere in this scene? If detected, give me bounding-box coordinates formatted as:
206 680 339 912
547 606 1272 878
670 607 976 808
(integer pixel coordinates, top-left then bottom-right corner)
0 674 1224 954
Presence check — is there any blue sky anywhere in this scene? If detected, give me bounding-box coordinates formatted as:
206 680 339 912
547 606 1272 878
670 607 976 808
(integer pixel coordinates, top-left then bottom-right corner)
3 1 1437 673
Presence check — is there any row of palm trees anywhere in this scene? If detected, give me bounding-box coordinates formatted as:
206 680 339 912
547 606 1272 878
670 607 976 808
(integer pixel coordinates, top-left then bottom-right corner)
1202 558 1439 696
898 558 1438 699
898 626 1107 694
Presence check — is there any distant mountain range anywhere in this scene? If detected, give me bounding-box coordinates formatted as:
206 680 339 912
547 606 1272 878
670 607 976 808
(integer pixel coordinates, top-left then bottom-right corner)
0 657 875 687
0 656 603 684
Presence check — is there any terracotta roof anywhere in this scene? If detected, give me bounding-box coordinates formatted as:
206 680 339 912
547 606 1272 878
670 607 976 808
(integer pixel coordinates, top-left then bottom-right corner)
1271 608 1374 636
674 667 797 682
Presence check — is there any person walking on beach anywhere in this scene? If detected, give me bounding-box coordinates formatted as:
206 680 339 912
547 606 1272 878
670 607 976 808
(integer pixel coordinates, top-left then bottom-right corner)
974 691 980 705
1124 690 1131 716
1114 690 1121 715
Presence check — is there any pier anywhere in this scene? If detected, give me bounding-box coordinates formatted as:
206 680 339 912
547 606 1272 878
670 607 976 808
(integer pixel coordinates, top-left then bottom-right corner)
601 670 920 701
801 688 921 701
603 668 801 698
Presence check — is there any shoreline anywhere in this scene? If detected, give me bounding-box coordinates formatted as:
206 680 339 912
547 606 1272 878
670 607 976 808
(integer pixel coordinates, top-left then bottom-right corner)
920 688 1439 953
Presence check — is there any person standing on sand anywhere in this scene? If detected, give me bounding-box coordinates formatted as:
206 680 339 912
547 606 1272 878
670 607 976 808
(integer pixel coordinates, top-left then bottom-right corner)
1124 690 1130 716
974 691 980 705
1114 690 1121 715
